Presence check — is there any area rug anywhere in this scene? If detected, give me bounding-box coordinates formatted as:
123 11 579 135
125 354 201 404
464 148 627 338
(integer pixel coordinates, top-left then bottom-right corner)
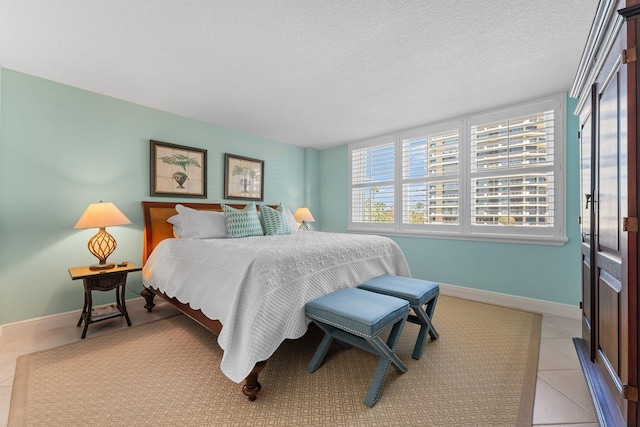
9 295 540 427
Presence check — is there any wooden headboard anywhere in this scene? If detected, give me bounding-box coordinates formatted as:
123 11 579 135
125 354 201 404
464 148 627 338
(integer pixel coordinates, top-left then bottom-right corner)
141 201 275 264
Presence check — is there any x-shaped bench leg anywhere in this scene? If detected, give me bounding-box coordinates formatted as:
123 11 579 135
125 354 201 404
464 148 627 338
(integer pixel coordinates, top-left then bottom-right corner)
306 315 408 407
364 316 407 407
409 294 439 359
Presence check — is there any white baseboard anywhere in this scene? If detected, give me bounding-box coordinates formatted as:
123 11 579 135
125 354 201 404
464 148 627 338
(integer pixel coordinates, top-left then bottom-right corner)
439 283 581 319
1 286 581 340
0 297 162 341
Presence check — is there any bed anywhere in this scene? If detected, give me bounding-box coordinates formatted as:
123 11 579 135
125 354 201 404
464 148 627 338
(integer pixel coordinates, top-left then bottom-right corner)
140 201 411 400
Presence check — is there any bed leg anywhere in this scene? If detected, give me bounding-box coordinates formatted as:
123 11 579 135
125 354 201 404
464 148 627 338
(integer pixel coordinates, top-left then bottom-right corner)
141 287 156 312
242 361 267 401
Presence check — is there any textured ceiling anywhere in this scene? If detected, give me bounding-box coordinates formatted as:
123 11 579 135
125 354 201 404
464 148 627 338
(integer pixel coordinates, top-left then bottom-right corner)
0 0 598 149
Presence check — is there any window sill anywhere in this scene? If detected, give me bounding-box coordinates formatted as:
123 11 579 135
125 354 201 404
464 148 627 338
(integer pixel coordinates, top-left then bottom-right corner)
347 227 568 246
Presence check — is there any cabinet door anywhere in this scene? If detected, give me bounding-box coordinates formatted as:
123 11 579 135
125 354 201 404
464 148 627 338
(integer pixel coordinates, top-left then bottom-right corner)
579 90 595 358
593 34 629 423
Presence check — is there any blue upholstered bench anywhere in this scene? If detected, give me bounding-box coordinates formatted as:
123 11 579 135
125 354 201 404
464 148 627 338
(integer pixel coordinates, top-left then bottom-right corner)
359 275 440 360
305 287 409 408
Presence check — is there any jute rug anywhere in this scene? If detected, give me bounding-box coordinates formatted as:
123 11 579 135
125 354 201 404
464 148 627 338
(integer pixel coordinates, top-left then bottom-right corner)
9 296 540 427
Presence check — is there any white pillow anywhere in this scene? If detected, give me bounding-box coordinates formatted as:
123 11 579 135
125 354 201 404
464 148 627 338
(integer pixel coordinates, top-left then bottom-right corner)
285 208 299 232
167 213 183 237
169 204 228 239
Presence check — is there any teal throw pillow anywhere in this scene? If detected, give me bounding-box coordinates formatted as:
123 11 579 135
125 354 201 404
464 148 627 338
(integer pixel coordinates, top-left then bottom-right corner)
221 203 264 238
260 204 293 235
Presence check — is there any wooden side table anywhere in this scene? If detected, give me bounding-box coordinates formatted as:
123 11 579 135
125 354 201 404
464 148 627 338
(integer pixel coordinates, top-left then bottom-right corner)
68 262 141 339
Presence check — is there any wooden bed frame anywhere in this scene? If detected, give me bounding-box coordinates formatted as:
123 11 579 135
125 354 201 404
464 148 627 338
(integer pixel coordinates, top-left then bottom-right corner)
140 201 275 401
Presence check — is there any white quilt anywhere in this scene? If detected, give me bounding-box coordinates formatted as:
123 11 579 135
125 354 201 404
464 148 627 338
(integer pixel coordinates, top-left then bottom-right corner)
142 231 410 383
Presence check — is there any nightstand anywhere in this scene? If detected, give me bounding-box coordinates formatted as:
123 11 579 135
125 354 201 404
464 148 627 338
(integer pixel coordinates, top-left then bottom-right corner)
68 262 141 338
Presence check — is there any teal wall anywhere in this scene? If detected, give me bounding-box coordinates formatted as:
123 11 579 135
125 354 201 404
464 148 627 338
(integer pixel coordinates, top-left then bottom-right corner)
319 144 349 232
303 147 321 229
0 67 581 325
319 95 582 306
0 69 306 324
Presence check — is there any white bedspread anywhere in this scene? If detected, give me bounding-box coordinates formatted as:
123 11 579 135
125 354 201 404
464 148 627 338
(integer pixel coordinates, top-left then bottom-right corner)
142 231 410 383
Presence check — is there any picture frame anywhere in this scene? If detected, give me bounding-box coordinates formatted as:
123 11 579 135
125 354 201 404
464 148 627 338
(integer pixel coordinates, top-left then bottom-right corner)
150 140 207 198
224 153 264 201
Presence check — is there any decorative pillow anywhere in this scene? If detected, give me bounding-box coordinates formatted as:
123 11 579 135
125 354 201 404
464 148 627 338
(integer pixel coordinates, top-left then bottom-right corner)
260 204 293 235
168 204 228 239
221 203 264 238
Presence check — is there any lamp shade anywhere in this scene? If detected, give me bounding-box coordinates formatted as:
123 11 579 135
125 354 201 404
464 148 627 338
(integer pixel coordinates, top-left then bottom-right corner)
74 202 131 229
293 207 315 222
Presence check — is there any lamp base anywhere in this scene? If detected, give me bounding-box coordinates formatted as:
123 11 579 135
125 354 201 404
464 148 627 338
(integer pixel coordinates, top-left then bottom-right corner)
87 228 117 271
89 263 116 271
298 222 311 231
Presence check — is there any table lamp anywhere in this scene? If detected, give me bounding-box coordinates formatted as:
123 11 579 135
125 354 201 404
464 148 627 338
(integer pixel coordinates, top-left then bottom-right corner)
294 207 315 230
74 201 131 270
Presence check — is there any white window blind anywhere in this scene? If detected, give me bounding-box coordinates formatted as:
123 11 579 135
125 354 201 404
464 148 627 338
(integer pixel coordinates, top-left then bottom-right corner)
351 140 395 225
470 110 555 229
402 129 460 225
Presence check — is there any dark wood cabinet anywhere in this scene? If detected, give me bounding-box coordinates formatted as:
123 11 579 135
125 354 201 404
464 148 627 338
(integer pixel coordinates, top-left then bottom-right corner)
571 1 640 425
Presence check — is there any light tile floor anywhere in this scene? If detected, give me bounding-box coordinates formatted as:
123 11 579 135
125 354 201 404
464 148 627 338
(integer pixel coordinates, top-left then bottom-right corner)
0 303 596 427
533 315 597 426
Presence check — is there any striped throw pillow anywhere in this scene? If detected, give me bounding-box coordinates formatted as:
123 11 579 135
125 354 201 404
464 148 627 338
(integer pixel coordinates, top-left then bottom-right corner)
260 204 293 235
221 203 264 238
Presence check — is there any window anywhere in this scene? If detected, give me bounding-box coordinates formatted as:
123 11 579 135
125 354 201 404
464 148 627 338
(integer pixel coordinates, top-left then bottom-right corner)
348 95 566 245
401 124 460 228
350 137 395 227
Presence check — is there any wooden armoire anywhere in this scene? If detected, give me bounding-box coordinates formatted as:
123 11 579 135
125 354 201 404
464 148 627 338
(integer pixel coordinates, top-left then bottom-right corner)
571 1 640 425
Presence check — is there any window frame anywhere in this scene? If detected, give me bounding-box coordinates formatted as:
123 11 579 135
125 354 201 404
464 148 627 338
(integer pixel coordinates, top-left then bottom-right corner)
348 94 567 246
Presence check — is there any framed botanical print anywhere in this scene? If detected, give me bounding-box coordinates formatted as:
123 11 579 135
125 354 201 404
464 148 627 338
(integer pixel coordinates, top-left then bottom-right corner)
224 153 264 201
150 140 207 198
